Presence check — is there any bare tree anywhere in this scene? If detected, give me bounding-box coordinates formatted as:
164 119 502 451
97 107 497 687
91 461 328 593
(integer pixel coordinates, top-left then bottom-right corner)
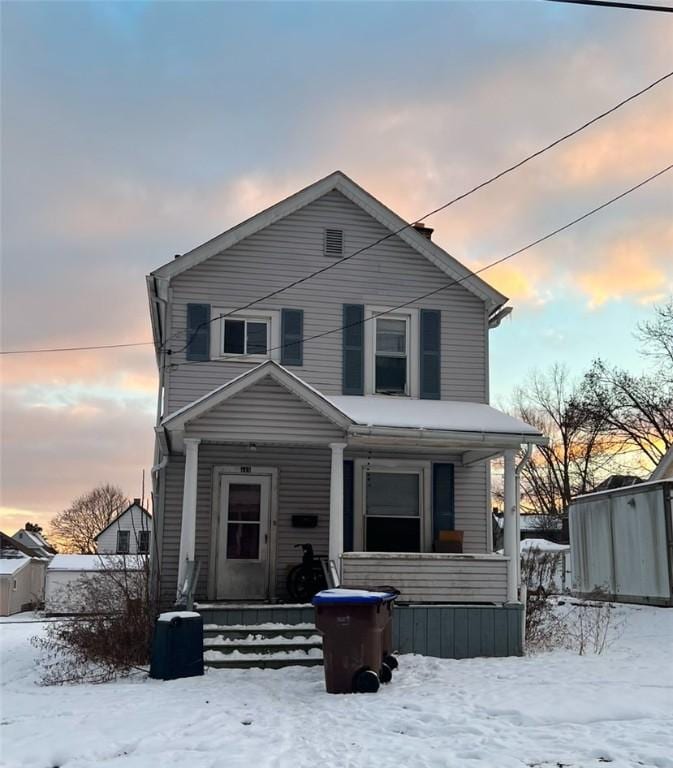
50 484 129 553
512 365 619 522
581 297 673 470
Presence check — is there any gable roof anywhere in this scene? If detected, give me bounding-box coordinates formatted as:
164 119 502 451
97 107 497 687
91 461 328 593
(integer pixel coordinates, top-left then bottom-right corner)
150 170 507 312
94 502 152 541
1 531 40 559
162 359 353 433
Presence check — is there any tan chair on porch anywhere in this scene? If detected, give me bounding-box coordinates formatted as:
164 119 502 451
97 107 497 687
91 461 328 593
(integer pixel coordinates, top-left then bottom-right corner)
434 530 464 554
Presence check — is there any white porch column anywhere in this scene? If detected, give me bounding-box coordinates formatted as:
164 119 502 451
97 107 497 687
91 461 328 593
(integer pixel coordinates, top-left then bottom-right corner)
177 437 200 598
328 442 348 577
503 448 519 603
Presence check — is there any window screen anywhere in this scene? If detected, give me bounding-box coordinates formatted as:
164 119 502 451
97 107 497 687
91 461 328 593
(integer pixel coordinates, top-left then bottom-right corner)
365 472 420 552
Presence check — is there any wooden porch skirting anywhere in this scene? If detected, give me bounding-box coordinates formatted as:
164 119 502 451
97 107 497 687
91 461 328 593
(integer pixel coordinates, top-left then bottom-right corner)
196 602 524 659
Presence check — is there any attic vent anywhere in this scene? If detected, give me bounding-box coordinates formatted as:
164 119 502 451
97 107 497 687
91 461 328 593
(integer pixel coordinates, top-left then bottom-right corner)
324 228 344 256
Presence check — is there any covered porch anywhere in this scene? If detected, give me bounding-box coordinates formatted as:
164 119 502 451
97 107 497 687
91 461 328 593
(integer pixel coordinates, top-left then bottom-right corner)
157 361 545 608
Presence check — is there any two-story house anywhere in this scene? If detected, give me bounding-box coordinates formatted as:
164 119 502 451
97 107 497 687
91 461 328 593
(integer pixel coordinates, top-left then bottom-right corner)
147 171 545 659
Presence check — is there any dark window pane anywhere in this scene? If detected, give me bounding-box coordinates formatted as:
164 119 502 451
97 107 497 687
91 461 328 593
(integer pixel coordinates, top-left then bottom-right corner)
366 517 420 552
228 484 261 521
137 531 150 554
223 320 245 354
376 356 406 393
366 473 419 517
227 523 260 559
246 322 267 354
116 530 130 554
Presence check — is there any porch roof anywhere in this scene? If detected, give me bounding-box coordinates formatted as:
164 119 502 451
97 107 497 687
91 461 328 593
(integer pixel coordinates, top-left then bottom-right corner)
160 361 545 450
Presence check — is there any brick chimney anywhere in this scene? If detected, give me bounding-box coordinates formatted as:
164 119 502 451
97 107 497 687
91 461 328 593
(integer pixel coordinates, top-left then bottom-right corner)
412 222 434 240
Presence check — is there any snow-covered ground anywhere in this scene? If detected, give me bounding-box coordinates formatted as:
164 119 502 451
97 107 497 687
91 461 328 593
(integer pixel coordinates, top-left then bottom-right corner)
1 605 672 768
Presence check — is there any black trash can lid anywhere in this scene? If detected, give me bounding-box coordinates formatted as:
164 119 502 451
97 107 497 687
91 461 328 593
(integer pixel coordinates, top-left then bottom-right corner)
312 588 397 606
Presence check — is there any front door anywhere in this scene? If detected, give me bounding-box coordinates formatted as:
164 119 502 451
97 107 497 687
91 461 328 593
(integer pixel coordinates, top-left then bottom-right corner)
216 475 271 600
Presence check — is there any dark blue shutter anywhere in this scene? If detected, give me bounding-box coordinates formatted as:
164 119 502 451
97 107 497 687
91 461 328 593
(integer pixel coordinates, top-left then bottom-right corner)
281 308 303 366
186 303 211 361
343 459 354 552
420 309 441 399
433 463 455 539
342 304 364 395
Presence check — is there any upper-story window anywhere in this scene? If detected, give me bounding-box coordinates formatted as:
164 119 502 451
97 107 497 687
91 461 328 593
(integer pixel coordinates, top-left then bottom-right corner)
214 310 279 361
365 307 419 397
116 530 130 554
137 530 150 554
375 316 408 395
223 318 269 356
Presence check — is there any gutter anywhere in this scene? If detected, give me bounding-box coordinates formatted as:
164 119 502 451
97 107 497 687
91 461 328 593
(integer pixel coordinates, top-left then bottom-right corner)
488 306 513 329
347 424 547 446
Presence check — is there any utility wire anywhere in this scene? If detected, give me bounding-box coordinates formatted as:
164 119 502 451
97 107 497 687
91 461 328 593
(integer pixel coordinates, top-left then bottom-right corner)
545 0 673 12
164 69 673 356
164 162 673 373
2 70 671 358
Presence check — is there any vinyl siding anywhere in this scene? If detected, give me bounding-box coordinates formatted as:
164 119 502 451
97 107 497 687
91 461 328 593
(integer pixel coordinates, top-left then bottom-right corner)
96 506 152 554
159 446 490 606
341 553 508 603
184 376 346 444
165 190 488 414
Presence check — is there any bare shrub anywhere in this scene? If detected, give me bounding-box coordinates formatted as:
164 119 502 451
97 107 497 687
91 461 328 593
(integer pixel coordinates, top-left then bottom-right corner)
32 556 153 684
561 593 620 656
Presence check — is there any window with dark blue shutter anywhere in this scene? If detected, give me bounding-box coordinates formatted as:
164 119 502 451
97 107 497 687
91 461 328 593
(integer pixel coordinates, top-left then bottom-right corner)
186 303 211 361
420 309 441 400
281 309 303 366
342 304 364 395
432 463 455 538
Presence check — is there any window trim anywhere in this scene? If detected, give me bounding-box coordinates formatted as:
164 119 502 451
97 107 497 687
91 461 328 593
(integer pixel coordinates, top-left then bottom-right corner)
353 459 432 552
364 306 419 397
212 309 280 363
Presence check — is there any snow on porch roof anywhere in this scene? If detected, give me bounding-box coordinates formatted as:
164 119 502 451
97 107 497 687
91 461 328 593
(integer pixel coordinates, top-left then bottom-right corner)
326 395 544 439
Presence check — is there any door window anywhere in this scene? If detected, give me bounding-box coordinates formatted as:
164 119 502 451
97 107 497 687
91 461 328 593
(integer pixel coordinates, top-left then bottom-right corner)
226 483 261 559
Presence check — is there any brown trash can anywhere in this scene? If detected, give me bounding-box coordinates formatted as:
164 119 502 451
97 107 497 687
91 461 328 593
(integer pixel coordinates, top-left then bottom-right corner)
313 588 398 694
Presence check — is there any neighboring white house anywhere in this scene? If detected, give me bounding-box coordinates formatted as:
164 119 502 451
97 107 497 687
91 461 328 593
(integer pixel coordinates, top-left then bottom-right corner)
94 500 152 555
650 445 673 481
12 528 56 560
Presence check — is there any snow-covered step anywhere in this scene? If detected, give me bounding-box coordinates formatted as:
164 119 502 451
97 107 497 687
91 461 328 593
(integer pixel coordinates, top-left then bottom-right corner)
201 622 324 669
203 623 318 641
204 635 322 654
204 647 323 670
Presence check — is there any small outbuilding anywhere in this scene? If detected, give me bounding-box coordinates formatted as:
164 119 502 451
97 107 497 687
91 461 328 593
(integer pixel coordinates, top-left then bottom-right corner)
569 479 673 606
0 532 47 615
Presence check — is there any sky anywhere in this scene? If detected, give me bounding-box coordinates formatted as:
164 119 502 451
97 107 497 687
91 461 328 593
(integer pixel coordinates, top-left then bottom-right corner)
1 0 672 534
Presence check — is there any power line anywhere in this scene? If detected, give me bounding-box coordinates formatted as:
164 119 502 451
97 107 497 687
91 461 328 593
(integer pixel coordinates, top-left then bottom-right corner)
546 0 673 12
2 70 671 358
166 69 673 356
165 162 673 373
0 340 153 356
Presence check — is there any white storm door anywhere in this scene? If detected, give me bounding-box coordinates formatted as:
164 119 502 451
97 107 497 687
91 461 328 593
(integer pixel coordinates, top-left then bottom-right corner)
216 475 271 600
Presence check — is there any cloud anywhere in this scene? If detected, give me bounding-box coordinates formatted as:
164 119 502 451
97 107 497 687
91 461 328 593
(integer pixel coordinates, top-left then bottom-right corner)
575 218 673 308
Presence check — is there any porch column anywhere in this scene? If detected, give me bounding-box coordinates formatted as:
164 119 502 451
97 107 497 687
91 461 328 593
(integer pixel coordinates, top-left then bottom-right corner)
328 442 348 576
177 437 200 598
503 448 519 603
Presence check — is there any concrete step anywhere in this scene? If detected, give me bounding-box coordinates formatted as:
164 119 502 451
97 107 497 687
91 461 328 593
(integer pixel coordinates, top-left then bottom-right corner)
203 624 318 641
205 638 322 654
205 655 323 670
